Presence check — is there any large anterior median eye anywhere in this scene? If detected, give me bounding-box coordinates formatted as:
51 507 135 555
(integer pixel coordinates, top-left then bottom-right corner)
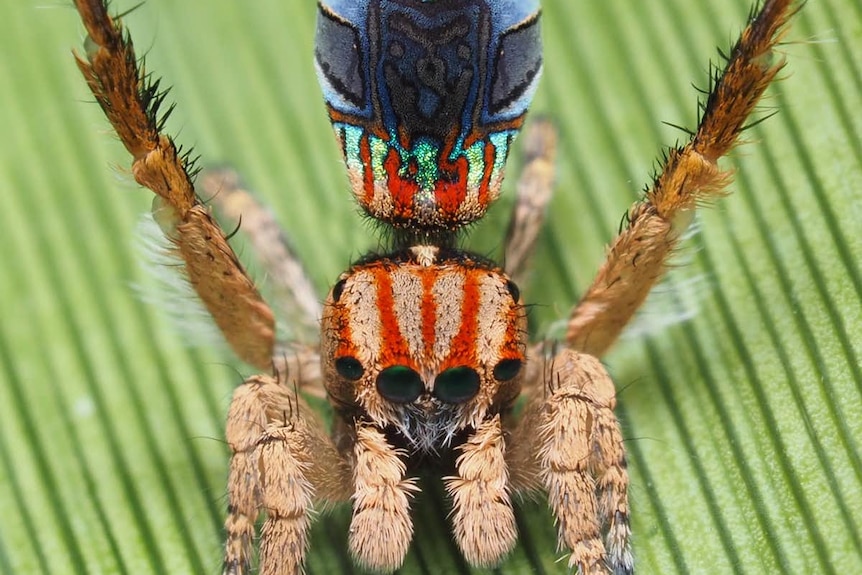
434 366 480 404
376 365 424 404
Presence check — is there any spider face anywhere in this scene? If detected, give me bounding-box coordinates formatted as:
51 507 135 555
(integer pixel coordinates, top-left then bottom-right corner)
321 247 526 451
314 0 543 230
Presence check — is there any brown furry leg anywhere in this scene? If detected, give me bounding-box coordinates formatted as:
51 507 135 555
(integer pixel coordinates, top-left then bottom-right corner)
348 422 419 573
446 415 517 567
223 375 351 575
566 0 798 357
508 350 631 574
73 1 275 369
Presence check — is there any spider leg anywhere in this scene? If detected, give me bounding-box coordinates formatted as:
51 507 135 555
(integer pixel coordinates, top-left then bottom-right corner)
566 0 798 357
503 118 559 287
224 373 352 575
73 0 275 368
348 421 419 572
195 168 332 399
445 414 517 567
199 168 322 338
271 343 326 400
507 350 632 575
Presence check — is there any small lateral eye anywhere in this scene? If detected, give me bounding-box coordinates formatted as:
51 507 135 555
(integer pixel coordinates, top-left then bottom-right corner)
376 365 424 404
331 278 347 302
505 279 520 302
492 358 522 382
434 366 481 404
335 356 364 381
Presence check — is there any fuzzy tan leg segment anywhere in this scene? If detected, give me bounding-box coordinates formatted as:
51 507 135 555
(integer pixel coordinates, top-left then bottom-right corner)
446 415 517 567
509 350 632 575
348 422 419 573
566 0 798 357
224 375 351 575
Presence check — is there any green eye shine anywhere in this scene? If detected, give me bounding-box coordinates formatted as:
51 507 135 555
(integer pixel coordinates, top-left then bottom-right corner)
434 366 480 404
376 365 424 403
492 358 522 382
335 356 365 381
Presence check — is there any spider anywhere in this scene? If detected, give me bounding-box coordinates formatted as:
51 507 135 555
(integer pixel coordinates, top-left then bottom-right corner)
72 0 798 573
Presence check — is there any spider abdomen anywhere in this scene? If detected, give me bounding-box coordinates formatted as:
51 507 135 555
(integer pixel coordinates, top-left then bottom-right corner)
315 0 543 230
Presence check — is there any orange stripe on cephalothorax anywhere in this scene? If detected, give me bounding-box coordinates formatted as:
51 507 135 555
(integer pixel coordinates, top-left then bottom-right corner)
333 293 360 365
444 267 479 370
371 263 415 368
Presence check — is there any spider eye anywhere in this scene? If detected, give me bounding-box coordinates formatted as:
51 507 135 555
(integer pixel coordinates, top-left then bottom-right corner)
492 358 522 382
505 279 520 302
335 356 364 381
332 278 347 302
434 366 480 404
376 365 424 404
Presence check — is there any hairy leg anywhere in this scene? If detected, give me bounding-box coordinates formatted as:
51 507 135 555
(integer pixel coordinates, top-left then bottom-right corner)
73 1 275 368
507 349 631 575
348 422 419 572
198 168 322 341
566 0 798 357
504 118 559 287
445 414 517 567
224 374 352 575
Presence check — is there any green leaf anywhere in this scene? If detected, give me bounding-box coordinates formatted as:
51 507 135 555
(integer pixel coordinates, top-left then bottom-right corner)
1 1 860 573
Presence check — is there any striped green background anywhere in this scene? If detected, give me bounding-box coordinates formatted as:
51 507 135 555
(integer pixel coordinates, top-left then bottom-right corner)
0 1 859 573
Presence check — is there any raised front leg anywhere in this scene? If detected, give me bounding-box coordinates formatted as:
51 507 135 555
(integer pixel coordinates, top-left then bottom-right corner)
73 0 275 368
566 0 797 357
508 349 632 575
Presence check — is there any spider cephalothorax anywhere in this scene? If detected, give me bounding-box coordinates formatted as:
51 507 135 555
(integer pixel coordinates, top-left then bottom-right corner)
72 0 799 573
321 247 526 451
